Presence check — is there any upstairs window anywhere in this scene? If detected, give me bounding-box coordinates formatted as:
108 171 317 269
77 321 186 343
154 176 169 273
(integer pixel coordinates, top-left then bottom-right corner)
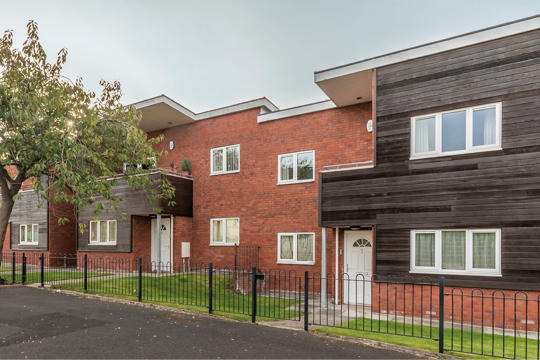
211 145 240 175
411 103 501 159
20 224 38 245
278 150 315 184
89 220 117 245
410 229 500 276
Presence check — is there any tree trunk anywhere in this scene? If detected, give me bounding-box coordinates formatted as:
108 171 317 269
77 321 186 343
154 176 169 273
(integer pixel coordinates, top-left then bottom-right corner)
0 194 14 274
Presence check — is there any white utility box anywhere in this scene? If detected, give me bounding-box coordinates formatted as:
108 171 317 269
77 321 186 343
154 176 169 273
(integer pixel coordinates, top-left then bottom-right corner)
181 242 191 258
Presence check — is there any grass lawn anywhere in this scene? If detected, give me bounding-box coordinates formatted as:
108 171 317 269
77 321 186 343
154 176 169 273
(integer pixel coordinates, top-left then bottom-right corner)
2 271 108 283
0 266 20 271
55 273 302 321
313 317 539 359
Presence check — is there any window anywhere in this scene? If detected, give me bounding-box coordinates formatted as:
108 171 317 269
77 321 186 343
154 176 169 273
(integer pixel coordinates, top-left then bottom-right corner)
19 224 38 245
89 220 117 245
410 229 501 276
278 151 315 184
211 145 240 175
411 103 501 159
277 233 315 265
210 218 239 245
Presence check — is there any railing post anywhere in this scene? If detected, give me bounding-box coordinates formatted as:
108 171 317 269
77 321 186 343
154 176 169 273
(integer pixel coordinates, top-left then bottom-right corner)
138 258 143 302
208 262 213 314
304 271 309 331
12 252 15 284
40 253 44 287
84 254 88 291
439 276 445 354
22 253 26 284
251 267 257 323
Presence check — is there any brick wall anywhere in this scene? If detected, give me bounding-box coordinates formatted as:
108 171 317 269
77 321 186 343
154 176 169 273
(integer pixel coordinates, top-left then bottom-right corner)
148 102 373 273
48 200 77 255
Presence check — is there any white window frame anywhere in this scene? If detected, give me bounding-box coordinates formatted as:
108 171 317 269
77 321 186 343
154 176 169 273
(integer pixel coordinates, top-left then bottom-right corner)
210 217 240 246
410 103 502 160
123 157 156 172
89 220 117 245
277 150 315 185
210 144 240 175
410 229 501 276
277 232 315 265
19 224 39 245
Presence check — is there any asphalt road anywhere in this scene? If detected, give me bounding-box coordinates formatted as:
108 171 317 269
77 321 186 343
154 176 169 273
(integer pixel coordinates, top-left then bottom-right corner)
0 286 422 359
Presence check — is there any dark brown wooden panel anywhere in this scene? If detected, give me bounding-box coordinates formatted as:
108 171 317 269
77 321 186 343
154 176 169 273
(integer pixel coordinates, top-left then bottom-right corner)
320 29 540 291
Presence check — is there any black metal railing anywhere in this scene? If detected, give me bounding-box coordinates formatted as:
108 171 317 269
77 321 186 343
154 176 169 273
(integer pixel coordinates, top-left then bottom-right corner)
234 244 259 270
2 252 540 359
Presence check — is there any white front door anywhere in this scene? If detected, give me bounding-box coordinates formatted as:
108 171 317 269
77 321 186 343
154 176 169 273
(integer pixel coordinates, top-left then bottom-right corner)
344 230 372 305
151 218 171 269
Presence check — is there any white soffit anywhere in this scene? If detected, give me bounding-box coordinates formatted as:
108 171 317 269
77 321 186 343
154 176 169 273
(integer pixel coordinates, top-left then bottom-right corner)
257 100 336 123
133 95 279 132
315 14 540 106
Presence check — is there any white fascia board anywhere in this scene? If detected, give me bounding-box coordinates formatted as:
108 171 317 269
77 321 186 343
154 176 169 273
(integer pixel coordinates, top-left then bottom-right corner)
315 15 540 82
257 100 336 123
195 98 279 120
133 95 197 119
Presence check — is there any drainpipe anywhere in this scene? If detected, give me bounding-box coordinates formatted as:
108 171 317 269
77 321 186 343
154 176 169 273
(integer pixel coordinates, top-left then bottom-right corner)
321 227 326 308
157 213 162 275
335 227 339 305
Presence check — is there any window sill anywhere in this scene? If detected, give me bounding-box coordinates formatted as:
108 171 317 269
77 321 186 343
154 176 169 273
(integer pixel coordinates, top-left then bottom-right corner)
88 243 117 246
209 243 238 246
210 170 240 176
277 260 315 266
410 147 502 161
277 179 315 186
409 270 501 277
18 243 39 246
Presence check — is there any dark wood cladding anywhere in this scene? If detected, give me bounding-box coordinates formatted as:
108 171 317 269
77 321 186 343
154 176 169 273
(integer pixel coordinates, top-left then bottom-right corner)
320 29 540 290
9 191 48 251
77 173 193 252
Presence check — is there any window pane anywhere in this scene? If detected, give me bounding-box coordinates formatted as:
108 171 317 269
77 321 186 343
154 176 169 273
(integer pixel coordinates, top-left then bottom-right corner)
109 221 116 243
442 111 466 152
226 219 239 243
415 117 436 153
212 220 223 243
473 108 497 147
20 225 26 243
32 225 39 244
280 235 294 260
297 234 314 262
212 149 223 172
297 152 314 181
280 156 294 181
415 233 435 267
100 221 107 243
473 232 496 269
27 226 33 243
90 222 98 242
441 231 466 270
226 146 239 171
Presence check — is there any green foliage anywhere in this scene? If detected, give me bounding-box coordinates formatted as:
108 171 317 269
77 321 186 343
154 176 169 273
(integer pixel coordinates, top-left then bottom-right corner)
0 21 175 231
181 157 191 172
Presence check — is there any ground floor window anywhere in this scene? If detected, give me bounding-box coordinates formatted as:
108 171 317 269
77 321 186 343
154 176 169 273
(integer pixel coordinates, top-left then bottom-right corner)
277 233 315 265
210 218 239 245
410 229 500 276
19 224 38 244
89 220 117 245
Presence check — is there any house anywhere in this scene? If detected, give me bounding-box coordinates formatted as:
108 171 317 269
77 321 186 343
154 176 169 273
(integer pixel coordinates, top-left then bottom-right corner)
318 14 540 303
75 96 373 275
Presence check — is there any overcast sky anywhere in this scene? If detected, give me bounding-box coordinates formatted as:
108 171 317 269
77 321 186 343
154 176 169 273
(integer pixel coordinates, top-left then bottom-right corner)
2 1 540 111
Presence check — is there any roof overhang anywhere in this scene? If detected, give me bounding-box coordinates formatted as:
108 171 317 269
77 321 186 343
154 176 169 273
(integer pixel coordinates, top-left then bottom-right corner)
132 95 279 132
314 14 540 107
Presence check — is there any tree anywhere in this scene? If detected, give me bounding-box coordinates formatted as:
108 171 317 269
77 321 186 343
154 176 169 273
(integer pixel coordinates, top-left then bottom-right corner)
0 21 174 267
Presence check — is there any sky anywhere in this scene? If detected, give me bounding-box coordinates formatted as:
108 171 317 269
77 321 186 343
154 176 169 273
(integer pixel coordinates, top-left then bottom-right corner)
2 0 540 111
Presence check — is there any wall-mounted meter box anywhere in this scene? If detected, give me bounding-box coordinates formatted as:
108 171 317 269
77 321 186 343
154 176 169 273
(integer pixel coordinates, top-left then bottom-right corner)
181 242 190 258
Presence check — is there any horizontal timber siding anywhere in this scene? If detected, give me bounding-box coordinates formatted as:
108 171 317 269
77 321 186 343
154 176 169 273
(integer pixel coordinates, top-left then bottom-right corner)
320 28 540 290
9 191 48 251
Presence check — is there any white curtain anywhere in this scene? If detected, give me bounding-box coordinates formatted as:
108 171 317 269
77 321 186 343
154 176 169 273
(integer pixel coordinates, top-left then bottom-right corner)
100 221 107 243
280 235 293 260
213 149 223 172
90 222 98 242
473 108 496 146
281 156 294 180
108 222 116 243
483 109 496 145
212 220 222 243
32 224 39 243
442 231 466 270
226 146 239 171
415 117 435 153
297 234 314 261
225 219 239 243
473 232 496 269
415 233 435 267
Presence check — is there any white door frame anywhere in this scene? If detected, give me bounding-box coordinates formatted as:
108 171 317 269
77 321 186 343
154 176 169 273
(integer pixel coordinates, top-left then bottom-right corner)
151 216 173 267
344 230 373 305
